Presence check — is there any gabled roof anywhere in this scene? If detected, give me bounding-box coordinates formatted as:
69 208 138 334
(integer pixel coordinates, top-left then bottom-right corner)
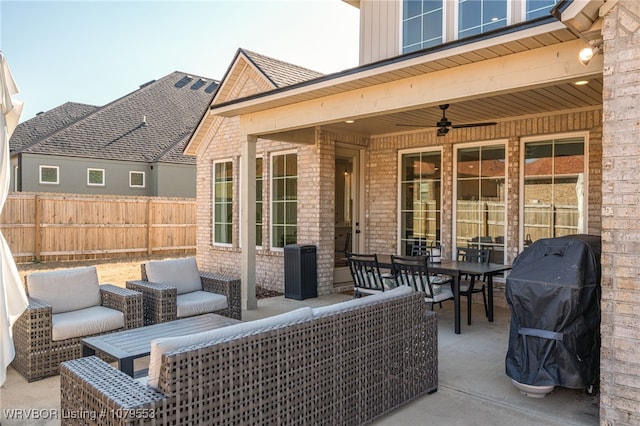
241 49 324 88
184 49 323 156
12 72 218 165
10 102 98 151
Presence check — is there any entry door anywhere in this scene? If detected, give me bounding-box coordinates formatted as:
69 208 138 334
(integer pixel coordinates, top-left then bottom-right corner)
334 147 362 286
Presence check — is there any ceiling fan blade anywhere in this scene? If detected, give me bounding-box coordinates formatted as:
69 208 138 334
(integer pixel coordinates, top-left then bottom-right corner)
451 122 497 128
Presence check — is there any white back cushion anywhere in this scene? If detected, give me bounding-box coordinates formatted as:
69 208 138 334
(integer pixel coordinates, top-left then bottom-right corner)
147 307 313 389
27 266 101 314
145 257 202 295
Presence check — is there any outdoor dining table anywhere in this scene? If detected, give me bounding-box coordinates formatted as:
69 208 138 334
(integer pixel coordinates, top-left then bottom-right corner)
377 255 512 334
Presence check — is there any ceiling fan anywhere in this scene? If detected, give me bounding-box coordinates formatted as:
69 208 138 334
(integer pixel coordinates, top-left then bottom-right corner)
397 104 497 136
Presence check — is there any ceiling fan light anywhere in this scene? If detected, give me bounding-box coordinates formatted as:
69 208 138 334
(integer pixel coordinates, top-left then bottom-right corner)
437 127 449 137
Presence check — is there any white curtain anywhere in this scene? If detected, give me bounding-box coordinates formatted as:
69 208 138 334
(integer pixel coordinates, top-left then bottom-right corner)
0 52 27 386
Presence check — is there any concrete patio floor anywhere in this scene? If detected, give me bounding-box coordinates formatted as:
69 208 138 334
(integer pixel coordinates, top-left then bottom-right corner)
1 294 599 425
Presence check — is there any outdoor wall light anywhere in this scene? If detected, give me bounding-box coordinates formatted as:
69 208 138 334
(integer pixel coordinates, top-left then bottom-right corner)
579 41 602 66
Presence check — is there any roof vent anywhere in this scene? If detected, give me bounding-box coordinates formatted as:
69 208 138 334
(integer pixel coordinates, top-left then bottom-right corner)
142 115 148 126
139 80 156 89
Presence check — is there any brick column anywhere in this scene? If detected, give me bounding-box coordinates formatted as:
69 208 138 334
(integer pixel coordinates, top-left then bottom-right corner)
600 1 640 424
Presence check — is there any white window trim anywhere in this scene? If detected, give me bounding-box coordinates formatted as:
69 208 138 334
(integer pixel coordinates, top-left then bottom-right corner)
87 168 105 187
519 131 589 251
129 171 145 188
452 139 509 263
270 149 297 251
212 159 233 248
397 146 444 255
39 165 59 185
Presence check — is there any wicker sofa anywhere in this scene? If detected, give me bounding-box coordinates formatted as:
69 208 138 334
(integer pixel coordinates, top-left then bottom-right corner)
126 257 241 325
12 266 143 382
60 286 438 425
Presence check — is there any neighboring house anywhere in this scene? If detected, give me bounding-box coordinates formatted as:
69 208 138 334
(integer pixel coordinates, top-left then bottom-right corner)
186 1 638 422
10 72 218 197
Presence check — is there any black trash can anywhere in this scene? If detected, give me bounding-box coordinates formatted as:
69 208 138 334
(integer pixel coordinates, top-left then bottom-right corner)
506 234 601 395
284 244 317 300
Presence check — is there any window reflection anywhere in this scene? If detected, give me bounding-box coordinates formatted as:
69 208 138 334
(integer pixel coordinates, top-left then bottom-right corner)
523 137 585 246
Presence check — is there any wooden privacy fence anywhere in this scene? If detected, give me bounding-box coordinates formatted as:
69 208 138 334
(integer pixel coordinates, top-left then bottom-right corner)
456 200 580 244
0 192 196 263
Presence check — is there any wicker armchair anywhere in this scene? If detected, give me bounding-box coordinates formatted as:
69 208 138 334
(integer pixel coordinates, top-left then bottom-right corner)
126 257 241 325
11 267 143 382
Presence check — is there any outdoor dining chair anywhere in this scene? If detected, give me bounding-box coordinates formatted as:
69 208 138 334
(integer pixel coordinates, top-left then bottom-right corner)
347 253 394 297
410 240 430 256
456 247 491 325
391 255 454 310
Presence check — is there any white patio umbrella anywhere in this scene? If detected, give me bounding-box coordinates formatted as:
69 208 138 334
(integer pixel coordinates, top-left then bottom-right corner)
0 52 27 386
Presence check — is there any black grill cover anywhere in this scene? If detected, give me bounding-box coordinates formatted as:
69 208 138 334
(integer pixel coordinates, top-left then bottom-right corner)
505 235 601 389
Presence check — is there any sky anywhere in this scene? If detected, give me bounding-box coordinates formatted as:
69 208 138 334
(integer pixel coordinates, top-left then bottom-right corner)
0 0 360 122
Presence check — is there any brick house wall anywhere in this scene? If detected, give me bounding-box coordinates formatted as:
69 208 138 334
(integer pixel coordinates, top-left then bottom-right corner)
600 1 640 423
367 109 602 308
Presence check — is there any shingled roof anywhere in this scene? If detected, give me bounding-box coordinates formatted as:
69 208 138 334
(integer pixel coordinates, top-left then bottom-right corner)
241 49 324 88
10 102 98 151
12 72 218 165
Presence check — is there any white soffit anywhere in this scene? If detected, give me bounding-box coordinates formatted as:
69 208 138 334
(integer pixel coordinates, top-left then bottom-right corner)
210 20 574 117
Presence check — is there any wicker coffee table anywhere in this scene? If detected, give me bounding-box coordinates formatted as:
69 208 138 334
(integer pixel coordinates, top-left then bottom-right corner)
82 313 241 377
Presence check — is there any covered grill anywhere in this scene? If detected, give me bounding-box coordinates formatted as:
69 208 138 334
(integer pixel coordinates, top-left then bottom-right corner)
505 235 601 396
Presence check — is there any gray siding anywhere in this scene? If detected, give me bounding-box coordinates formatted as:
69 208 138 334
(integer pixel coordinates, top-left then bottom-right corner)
154 163 196 198
16 154 193 197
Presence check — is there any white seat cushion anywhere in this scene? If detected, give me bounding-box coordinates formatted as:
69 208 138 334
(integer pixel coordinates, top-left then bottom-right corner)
145 257 202 295
52 306 124 341
147 307 313 388
27 267 101 314
426 287 454 303
176 290 228 318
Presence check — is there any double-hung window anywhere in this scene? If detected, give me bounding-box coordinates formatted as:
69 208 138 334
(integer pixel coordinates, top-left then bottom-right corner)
522 134 586 247
256 158 263 247
399 149 442 255
213 161 233 245
271 152 297 249
455 143 507 264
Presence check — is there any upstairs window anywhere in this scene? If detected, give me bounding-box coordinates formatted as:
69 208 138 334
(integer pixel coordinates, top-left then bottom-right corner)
402 0 444 53
458 0 507 39
525 0 559 20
